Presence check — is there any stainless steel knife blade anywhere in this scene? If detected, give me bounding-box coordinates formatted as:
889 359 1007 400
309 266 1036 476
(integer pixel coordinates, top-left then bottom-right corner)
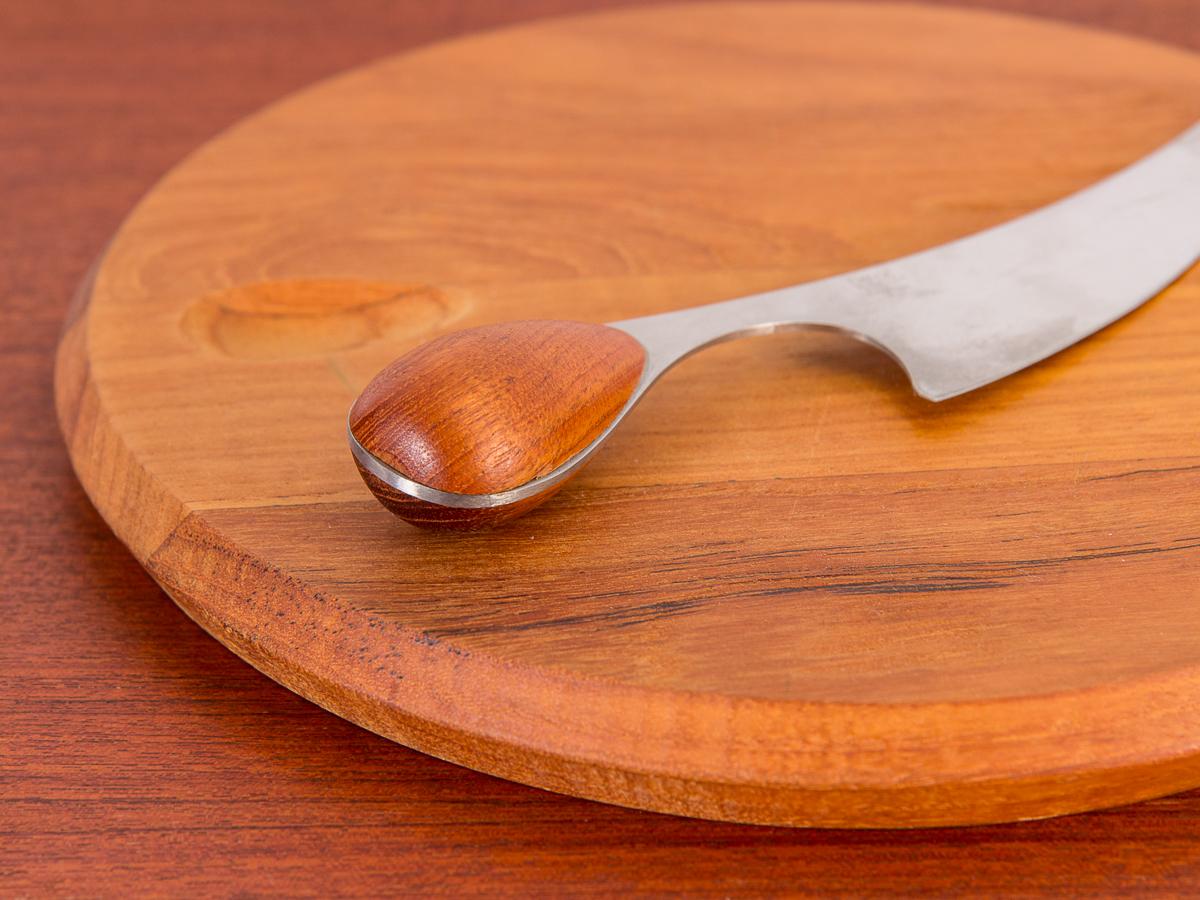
615 122 1200 402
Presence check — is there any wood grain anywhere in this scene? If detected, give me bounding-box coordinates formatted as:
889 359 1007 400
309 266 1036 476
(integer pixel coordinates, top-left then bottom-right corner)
349 320 645 526
10 0 1200 893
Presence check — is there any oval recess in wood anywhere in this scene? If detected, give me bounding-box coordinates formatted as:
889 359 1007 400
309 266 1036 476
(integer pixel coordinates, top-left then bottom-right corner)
348 320 646 528
182 278 462 359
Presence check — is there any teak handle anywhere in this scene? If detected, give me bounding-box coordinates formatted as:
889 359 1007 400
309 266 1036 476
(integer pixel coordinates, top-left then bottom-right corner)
349 320 645 528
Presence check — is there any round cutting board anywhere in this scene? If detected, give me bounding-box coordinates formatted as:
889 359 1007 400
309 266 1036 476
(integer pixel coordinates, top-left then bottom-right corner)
56 2 1200 827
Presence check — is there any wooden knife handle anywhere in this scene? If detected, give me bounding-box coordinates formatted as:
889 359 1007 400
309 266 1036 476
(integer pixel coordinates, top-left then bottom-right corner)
349 320 646 529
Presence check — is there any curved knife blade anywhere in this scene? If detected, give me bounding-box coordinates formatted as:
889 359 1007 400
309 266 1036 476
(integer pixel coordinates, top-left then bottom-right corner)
618 123 1200 401
855 122 1200 400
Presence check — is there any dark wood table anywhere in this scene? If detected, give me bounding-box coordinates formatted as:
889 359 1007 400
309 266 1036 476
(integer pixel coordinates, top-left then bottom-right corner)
5 1 1200 894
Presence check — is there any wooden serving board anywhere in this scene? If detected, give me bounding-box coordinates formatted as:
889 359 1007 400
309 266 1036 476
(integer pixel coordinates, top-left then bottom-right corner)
55 2 1200 828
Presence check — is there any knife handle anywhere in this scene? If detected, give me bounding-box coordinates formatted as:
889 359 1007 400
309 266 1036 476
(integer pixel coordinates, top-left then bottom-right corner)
348 320 646 529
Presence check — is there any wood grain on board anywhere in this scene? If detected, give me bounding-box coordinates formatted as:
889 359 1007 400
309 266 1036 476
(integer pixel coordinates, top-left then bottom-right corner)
53 0 1200 829
9 0 1200 893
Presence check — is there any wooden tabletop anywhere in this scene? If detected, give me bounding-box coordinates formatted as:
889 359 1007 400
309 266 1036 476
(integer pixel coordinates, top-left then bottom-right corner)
6 0 1200 893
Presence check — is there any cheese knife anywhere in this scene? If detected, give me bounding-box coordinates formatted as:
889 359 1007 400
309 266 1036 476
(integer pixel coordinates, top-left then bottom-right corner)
349 123 1200 528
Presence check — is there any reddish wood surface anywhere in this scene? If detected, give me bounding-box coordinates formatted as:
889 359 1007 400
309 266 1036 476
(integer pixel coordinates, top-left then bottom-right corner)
350 320 645 526
8 0 1200 894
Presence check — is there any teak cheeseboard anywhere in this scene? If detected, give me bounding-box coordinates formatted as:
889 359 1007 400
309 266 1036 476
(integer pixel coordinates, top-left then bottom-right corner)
55 1 1200 827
